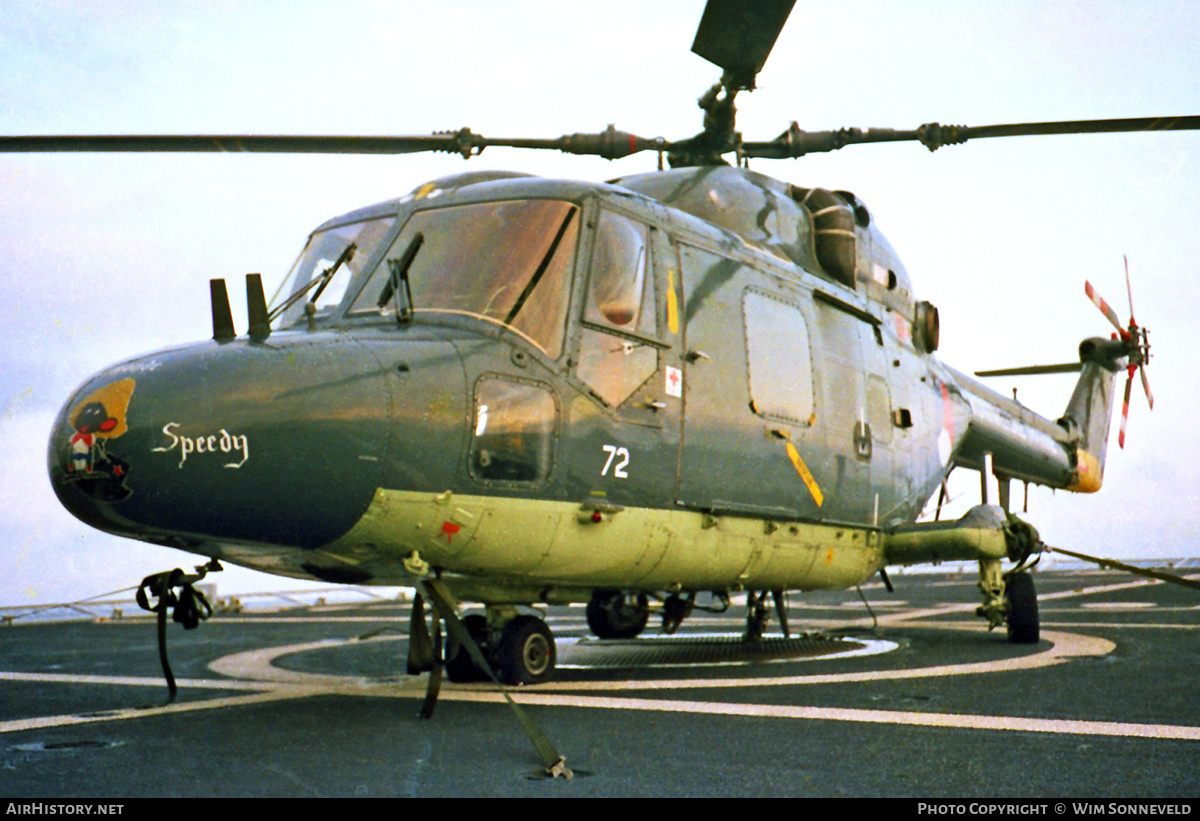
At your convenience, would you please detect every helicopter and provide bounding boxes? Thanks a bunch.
[11,0,1200,693]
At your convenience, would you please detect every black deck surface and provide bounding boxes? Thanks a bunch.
[2,568,1198,798]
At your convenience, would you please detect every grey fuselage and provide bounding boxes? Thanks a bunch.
[49,166,1099,601]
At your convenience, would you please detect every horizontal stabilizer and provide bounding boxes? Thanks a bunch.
[975,363,1082,377]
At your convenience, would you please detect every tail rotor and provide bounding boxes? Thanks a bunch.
[1084,256,1153,448]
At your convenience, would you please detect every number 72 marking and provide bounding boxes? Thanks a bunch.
[601,444,629,478]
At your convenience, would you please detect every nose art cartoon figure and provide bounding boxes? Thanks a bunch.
[62,378,135,502]
[69,402,117,473]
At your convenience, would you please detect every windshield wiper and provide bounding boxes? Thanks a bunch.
[268,242,357,323]
[503,207,577,326]
[377,232,424,323]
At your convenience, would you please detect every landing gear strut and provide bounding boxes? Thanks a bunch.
[977,558,1040,644]
[743,590,790,641]
[744,590,771,641]
[408,580,571,779]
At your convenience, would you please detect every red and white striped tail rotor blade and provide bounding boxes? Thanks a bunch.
[1085,280,1126,337]
[1124,255,1137,324]
[1140,366,1154,410]
[1118,371,1134,449]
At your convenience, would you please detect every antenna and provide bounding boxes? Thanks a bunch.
[246,274,271,341]
[209,279,236,342]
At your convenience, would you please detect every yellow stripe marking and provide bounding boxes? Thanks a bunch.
[666,268,680,335]
[786,442,823,507]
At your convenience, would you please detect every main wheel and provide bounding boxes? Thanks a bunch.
[445,614,488,683]
[586,590,650,639]
[1006,572,1040,644]
[495,615,556,685]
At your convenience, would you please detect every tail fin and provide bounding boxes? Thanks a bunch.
[1060,337,1126,492]
[969,272,1153,494]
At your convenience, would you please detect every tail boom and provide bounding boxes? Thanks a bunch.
[950,336,1128,494]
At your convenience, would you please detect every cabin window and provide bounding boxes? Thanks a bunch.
[866,375,892,444]
[470,378,557,485]
[743,290,815,425]
[347,199,579,359]
[275,215,398,327]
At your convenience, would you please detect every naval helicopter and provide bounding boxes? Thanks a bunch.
[16,0,1200,690]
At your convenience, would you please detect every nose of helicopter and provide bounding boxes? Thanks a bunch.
[47,334,402,551]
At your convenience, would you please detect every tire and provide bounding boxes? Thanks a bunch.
[445,614,488,683]
[495,615,556,685]
[1006,572,1040,644]
[586,590,650,639]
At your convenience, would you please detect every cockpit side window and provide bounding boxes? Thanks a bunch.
[576,210,659,408]
[583,210,656,338]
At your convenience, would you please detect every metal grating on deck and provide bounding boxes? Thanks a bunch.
[558,632,865,669]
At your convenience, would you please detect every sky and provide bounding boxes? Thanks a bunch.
[1,1,1198,606]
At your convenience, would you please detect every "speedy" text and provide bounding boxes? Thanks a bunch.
[152,422,250,469]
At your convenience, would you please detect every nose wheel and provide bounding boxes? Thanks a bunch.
[496,615,556,685]
[443,610,557,685]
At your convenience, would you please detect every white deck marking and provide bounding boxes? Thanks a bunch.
[0,689,314,735]
[4,576,1196,743]
[442,691,1200,742]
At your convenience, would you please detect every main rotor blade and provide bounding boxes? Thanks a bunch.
[975,363,1082,377]
[0,135,459,155]
[0,128,667,160]
[744,115,1200,158]
[692,0,797,90]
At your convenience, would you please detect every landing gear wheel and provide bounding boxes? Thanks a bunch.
[445,614,488,683]
[1006,572,1040,644]
[496,615,556,685]
[586,590,649,639]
